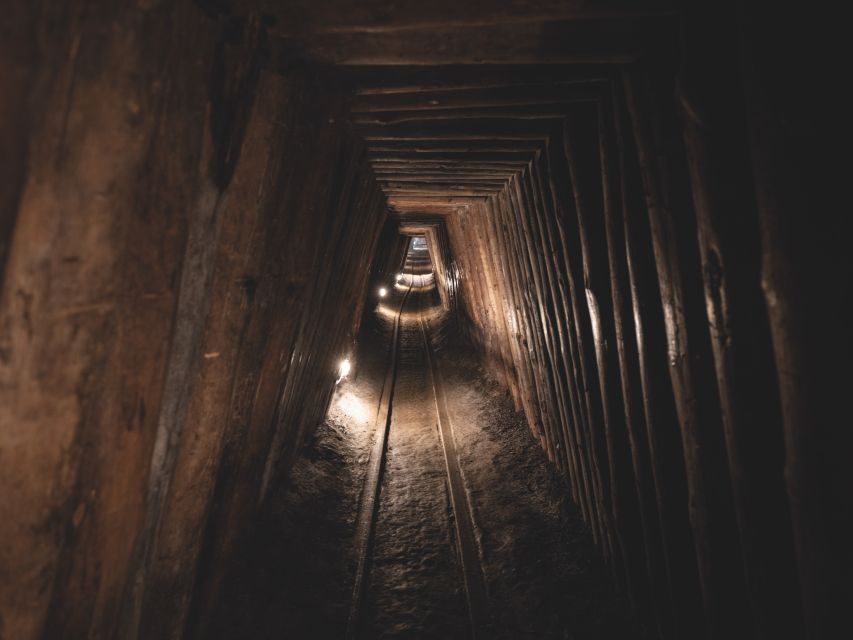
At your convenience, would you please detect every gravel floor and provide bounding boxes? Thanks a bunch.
[362,306,469,639]
[206,286,644,639]
[429,311,642,639]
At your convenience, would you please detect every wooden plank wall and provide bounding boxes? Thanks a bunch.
[344,5,849,638]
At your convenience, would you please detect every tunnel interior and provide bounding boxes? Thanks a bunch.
[0,1,849,639]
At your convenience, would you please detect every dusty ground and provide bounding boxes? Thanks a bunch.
[206,285,643,639]
[362,303,469,639]
[430,312,642,639]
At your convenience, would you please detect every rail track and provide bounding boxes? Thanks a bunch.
[346,266,489,639]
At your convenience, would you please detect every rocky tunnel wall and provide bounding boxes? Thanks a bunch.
[0,4,387,638]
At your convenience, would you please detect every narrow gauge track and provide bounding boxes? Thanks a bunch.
[346,276,413,640]
[419,311,490,637]
[346,267,490,640]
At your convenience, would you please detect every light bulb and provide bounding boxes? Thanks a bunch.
[337,358,351,383]
[378,287,388,298]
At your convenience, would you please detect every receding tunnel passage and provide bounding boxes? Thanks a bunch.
[0,3,848,640]
[204,229,637,639]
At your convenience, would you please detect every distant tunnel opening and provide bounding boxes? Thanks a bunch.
[0,3,847,640]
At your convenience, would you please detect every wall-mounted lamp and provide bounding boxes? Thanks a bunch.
[378,287,388,298]
[336,358,352,385]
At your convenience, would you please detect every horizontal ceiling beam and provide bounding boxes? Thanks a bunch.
[380,182,510,189]
[346,65,611,94]
[350,81,604,112]
[367,150,536,162]
[379,177,507,185]
[382,188,501,197]
[253,0,677,36]
[370,160,529,172]
[366,141,545,154]
[372,167,517,176]
[375,172,515,178]
[267,17,669,65]
[352,102,599,124]
[389,195,487,202]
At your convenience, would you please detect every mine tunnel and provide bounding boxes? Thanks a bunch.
[0,1,849,639]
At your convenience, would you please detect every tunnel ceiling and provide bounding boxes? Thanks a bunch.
[259,0,678,217]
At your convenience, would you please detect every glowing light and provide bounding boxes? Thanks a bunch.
[396,273,403,282]
[336,358,351,384]
[378,287,388,298]
[337,392,369,424]
[375,302,399,321]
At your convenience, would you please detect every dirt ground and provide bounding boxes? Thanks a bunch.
[205,288,644,639]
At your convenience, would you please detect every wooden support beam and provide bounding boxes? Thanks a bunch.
[366,140,545,153]
[522,164,585,497]
[355,118,565,139]
[372,170,516,179]
[251,0,677,37]
[624,63,751,639]
[267,17,665,66]
[352,104,598,124]
[602,81,675,638]
[678,6,805,638]
[350,82,605,112]
[551,118,616,564]
[369,159,529,169]
[367,150,536,162]
[382,188,501,197]
[571,97,652,627]
[347,65,611,95]
[517,169,572,476]
[382,181,504,189]
[378,175,507,183]
[500,184,562,467]
[542,128,603,549]
[388,195,486,203]
[613,74,706,637]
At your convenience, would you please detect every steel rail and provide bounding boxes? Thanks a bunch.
[348,252,490,639]
[420,310,491,638]
[346,278,413,640]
